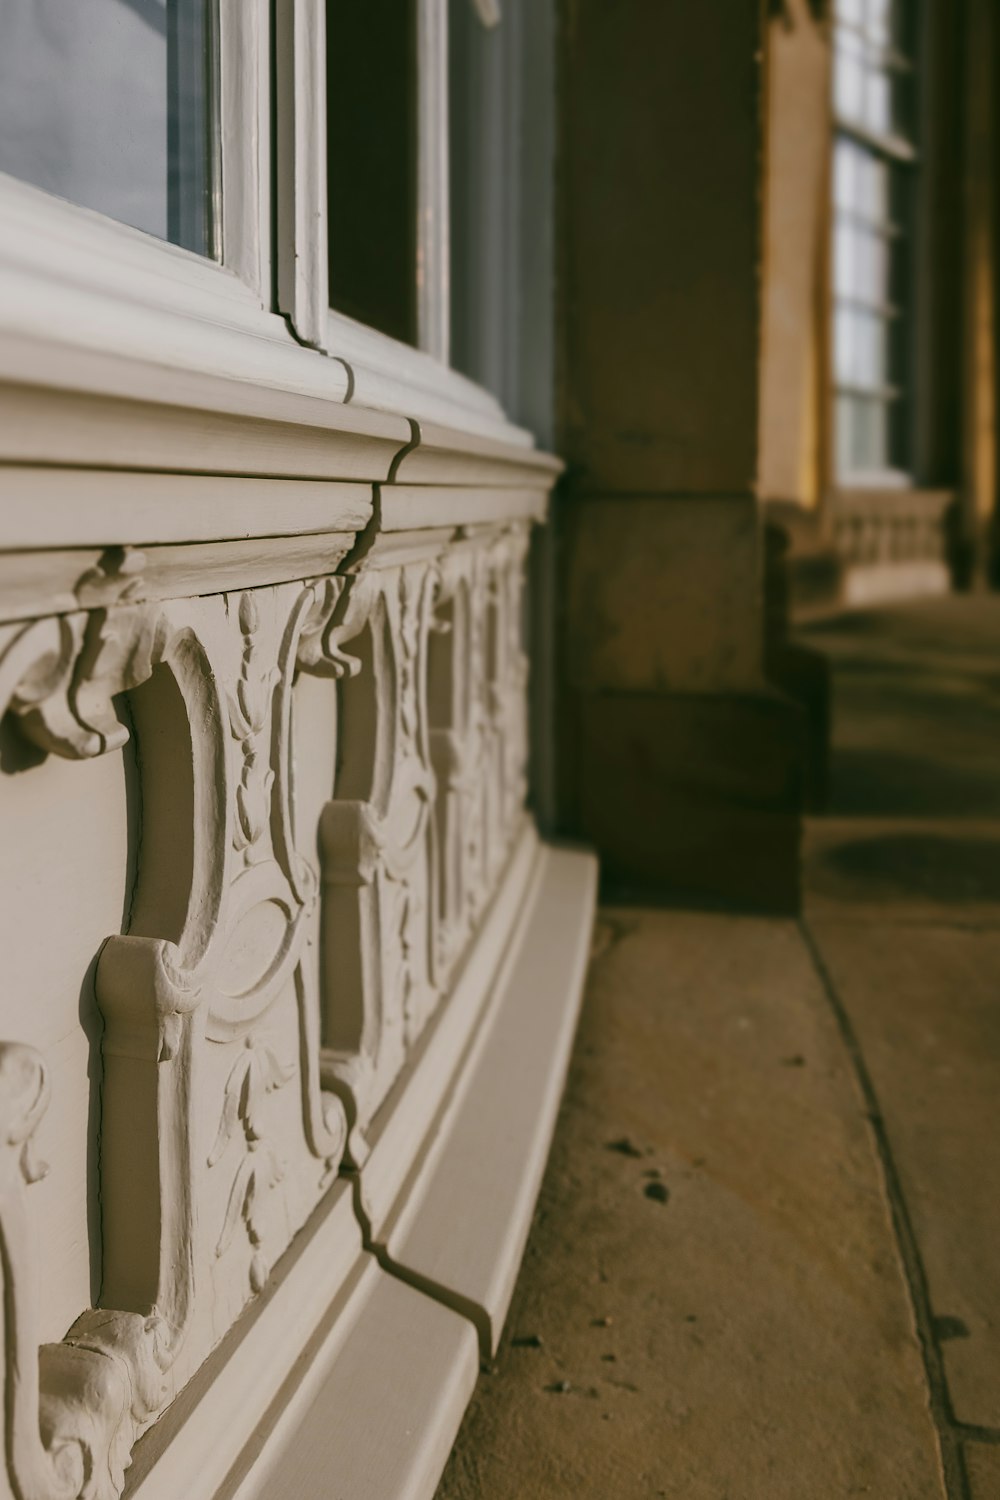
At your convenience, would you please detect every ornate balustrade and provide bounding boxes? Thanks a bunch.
[831,488,953,605]
[0,421,596,1500]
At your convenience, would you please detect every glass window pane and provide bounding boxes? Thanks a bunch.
[834,221,858,299]
[832,1,914,478]
[836,307,892,389]
[327,0,416,343]
[865,0,892,46]
[834,33,866,125]
[839,303,893,387]
[449,0,507,393]
[860,153,890,222]
[0,0,217,255]
[859,227,890,305]
[866,65,892,135]
[834,138,861,213]
[836,393,856,478]
[837,393,892,476]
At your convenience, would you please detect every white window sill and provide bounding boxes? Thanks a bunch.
[0,173,536,463]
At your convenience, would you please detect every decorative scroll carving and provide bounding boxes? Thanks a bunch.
[314,522,533,1152]
[0,1043,84,1500]
[1,606,164,759]
[315,562,439,1145]
[0,582,355,1496]
[0,516,536,1494]
[429,524,531,983]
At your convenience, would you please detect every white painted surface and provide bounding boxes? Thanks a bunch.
[0,17,578,1490]
[238,1266,479,1500]
[0,732,132,1343]
[382,845,598,1351]
[844,561,952,606]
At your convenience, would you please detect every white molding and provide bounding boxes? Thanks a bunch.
[0,187,542,463]
[128,841,596,1500]
[0,379,403,478]
[127,1185,365,1500]
[0,528,363,626]
[843,561,951,606]
[326,310,530,444]
[380,844,598,1354]
[275,0,330,351]
[0,472,372,551]
[353,824,543,1234]
[393,419,562,485]
[219,0,271,300]
[232,1266,479,1500]
[379,484,548,531]
[0,172,260,319]
[0,173,357,420]
[416,0,451,362]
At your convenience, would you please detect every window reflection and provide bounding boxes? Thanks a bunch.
[831,0,915,479]
[0,0,217,256]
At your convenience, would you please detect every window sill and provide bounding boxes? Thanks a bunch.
[327,309,532,449]
[834,468,913,492]
[0,174,542,477]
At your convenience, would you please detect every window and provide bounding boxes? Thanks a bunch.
[321,0,534,394]
[0,0,219,256]
[831,0,918,481]
[0,0,539,440]
[326,0,417,344]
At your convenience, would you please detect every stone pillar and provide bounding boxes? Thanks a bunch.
[555,0,803,912]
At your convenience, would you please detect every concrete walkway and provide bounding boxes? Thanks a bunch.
[436,596,1000,1500]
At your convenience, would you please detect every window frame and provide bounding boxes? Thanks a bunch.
[0,0,527,446]
[829,0,921,490]
[0,0,270,311]
[276,0,513,436]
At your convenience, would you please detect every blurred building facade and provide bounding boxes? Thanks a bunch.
[556,0,1000,911]
[0,3,996,1498]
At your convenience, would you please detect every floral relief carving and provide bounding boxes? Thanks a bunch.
[228,592,280,863]
[209,1035,294,1294]
[0,580,358,1497]
[0,513,537,1496]
[316,561,440,1147]
[427,523,531,984]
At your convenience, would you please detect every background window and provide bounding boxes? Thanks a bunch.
[326,0,417,345]
[832,0,918,480]
[0,0,218,255]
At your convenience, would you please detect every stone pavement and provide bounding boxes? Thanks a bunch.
[436,596,1000,1500]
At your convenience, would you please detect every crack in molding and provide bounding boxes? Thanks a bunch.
[334,356,356,403]
[337,486,382,574]
[387,418,421,484]
[799,917,972,1500]
[344,1169,494,1364]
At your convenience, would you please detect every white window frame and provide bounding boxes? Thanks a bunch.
[830,0,920,490]
[0,0,527,445]
[0,1,268,325]
[277,0,514,437]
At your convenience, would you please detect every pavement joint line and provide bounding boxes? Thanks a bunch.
[798,915,972,1500]
[955,1424,1000,1447]
[804,915,1000,934]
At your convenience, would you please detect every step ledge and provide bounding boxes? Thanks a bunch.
[128,839,596,1500]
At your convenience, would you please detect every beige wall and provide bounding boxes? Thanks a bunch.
[758,0,830,512]
[962,0,998,534]
[555,0,804,911]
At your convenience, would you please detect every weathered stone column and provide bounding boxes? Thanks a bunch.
[555,0,803,911]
